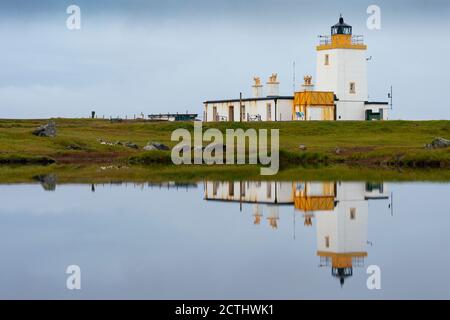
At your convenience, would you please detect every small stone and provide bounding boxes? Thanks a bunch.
[299,144,307,151]
[335,147,342,155]
[143,142,170,151]
[32,121,57,137]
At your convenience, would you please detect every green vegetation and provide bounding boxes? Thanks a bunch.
[1,164,450,184]
[0,118,449,169]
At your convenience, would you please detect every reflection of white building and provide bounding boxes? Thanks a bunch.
[204,181,293,204]
[204,181,294,229]
[293,181,389,286]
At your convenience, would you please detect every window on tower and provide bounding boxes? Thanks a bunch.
[350,208,356,220]
[325,54,329,65]
[350,82,356,94]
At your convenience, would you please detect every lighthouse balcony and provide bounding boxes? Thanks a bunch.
[317,35,366,50]
[318,35,364,46]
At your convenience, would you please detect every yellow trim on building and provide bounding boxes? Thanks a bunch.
[317,252,368,268]
[316,34,367,51]
[293,91,335,121]
[295,196,335,212]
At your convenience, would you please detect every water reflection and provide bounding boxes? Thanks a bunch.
[205,181,391,286]
[2,177,450,299]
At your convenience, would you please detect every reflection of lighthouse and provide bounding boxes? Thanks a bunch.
[316,183,369,287]
[294,181,389,286]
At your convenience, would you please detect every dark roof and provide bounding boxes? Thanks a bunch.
[333,16,352,28]
[331,15,352,35]
[365,101,389,105]
[204,96,294,104]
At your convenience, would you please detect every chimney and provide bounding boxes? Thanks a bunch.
[302,75,314,91]
[266,73,279,96]
[252,76,263,98]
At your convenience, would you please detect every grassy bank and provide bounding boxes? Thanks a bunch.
[0,118,449,168]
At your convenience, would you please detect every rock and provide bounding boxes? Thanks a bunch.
[143,142,170,151]
[33,174,57,191]
[124,142,139,149]
[299,144,307,151]
[425,137,450,149]
[33,121,56,137]
[335,147,342,155]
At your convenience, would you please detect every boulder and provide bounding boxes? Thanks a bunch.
[33,121,56,137]
[143,142,170,151]
[425,137,450,149]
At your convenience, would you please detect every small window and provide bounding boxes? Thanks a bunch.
[212,181,219,196]
[212,106,217,121]
[228,183,234,196]
[350,82,356,94]
[266,103,272,121]
[241,183,246,197]
[325,236,330,248]
[350,208,356,220]
[266,183,272,198]
[325,54,329,66]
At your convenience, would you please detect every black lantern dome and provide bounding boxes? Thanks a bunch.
[331,15,352,35]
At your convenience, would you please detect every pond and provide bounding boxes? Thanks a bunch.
[0,179,449,299]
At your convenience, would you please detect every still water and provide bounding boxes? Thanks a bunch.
[0,179,449,299]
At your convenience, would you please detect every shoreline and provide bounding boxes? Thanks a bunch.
[0,119,449,169]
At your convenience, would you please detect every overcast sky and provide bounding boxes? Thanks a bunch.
[0,0,449,119]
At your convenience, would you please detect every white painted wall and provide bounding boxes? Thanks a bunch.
[204,98,293,122]
[336,101,365,120]
[316,48,368,102]
[316,47,370,121]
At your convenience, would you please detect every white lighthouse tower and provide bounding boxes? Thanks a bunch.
[316,16,369,120]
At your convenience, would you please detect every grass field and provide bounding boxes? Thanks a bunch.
[0,118,449,168]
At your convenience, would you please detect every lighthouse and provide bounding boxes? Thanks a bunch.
[315,15,368,120]
[314,15,389,120]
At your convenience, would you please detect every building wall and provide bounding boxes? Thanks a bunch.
[316,48,368,103]
[204,99,293,122]
[336,101,365,120]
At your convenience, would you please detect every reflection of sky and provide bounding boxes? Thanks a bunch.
[0,181,449,299]
[1,0,450,119]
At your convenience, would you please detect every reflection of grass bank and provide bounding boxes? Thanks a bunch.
[127,149,330,167]
[0,154,55,165]
[1,119,450,167]
[1,164,450,184]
